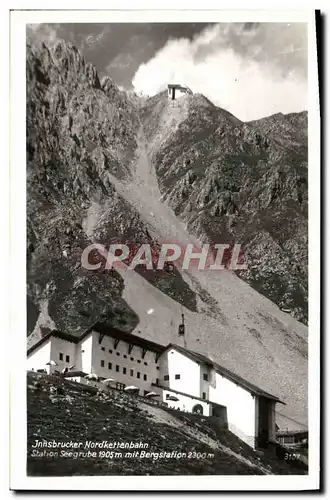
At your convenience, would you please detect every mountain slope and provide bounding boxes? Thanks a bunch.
[26,39,198,346]
[139,92,308,324]
[26,39,308,432]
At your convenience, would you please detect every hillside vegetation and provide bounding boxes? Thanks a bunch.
[27,373,307,476]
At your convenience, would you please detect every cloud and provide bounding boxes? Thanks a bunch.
[26,24,60,47]
[132,23,308,121]
[25,23,211,87]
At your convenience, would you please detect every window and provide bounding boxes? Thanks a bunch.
[203,373,208,381]
[193,404,204,415]
[156,366,159,370]
[164,375,169,381]
[123,367,127,374]
[156,378,159,385]
[66,355,70,363]
[116,365,119,372]
[137,360,141,364]
[116,352,120,356]
[59,353,63,361]
[101,347,105,351]
[202,392,206,400]
[108,362,112,370]
[123,354,127,359]
[130,357,134,361]
[144,362,148,366]
[130,369,134,376]
[143,374,147,381]
[109,349,113,353]
[101,360,105,367]
[175,374,180,380]
[137,372,140,379]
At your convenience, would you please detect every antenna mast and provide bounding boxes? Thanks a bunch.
[178,312,187,348]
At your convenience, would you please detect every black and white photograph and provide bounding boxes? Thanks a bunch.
[9,6,320,491]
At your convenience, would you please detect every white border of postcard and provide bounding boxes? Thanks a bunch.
[9,5,320,491]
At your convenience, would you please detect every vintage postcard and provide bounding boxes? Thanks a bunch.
[9,6,320,491]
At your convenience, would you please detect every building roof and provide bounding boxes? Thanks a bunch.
[276,429,308,437]
[27,323,165,357]
[168,84,193,94]
[164,344,285,404]
[90,322,165,353]
[168,84,185,89]
[27,329,80,356]
[63,370,87,378]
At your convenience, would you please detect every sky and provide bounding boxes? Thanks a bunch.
[27,22,307,121]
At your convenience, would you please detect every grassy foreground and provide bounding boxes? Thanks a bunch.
[27,372,307,476]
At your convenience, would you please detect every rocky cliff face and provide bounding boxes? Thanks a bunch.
[27,39,138,342]
[27,39,197,346]
[27,38,308,431]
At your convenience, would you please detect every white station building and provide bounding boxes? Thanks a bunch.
[167,84,193,100]
[27,323,284,448]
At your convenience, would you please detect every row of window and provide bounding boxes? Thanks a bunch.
[100,360,148,381]
[164,374,180,381]
[100,347,152,366]
[164,391,207,401]
[163,374,209,382]
[59,353,70,363]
